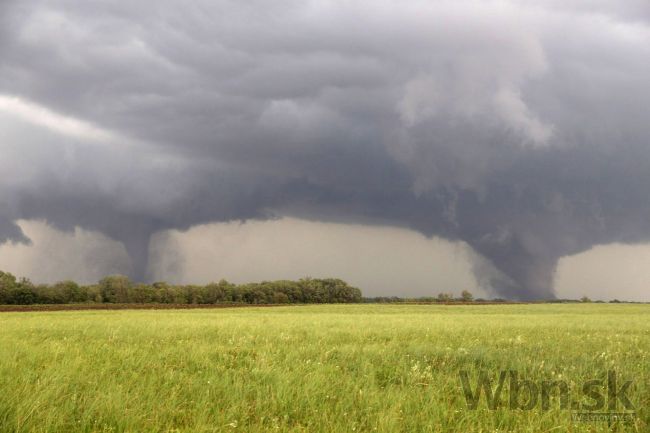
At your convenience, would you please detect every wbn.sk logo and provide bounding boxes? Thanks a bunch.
[459,370,636,422]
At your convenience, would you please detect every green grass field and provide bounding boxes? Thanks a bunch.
[0,304,647,432]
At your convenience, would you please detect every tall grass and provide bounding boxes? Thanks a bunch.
[0,304,647,432]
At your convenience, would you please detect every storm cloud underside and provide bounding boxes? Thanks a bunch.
[1,0,650,298]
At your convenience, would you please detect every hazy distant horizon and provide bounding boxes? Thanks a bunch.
[1,218,649,302]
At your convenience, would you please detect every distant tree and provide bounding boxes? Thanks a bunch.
[437,292,453,302]
[183,285,203,304]
[85,285,102,303]
[272,291,290,304]
[0,271,18,304]
[99,275,132,303]
[203,282,225,304]
[55,280,87,303]
[460,290,474,302]
[152,282,174,303]
[4,277,37,305]
[299,278,362,303]
[580,296,592,303]
[129,283,158,303]
[32,284,56,304]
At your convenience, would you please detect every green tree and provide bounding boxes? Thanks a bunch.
[129,284,158,303]
[461,290,474,302]
[0,271,18,304]
[6,277,37,305]
[99,275,132,303]
[54,280,87,303]
[85,285,102,303]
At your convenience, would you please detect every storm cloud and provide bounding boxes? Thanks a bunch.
[1,0,649,299]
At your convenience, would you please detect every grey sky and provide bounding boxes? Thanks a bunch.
[1,0,649,299]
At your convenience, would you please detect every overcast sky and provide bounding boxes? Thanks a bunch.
[1,0,649,300]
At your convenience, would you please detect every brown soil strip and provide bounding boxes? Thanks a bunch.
[0,303,291,312]
[0,301,531,312]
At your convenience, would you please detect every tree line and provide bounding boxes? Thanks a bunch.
[363,293,641,304]
[1,270,640,305]
[364,290,478,303]
[0,271,362,305]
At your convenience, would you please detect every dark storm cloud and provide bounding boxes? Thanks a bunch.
[1,0,649,298]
